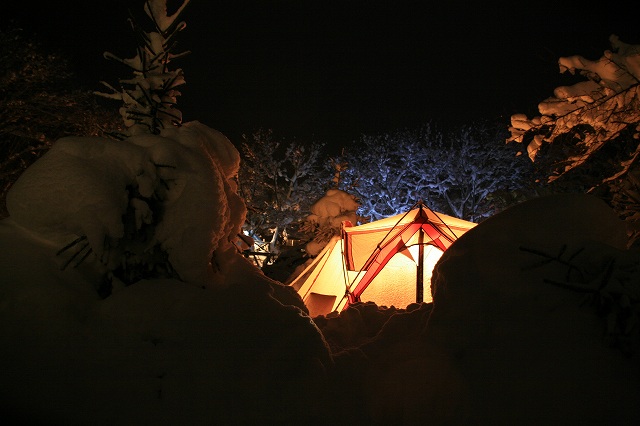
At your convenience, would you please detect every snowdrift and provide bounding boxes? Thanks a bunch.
[1,118,638,424]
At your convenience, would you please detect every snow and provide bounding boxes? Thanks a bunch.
[6,121,244,287]
[1,122,328,424]
[509,34,640,169]
[304,188,360,256]
[1,121,640,424]
[307,189,360,227]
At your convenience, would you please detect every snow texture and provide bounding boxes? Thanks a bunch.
[7,121,244,287]
[304,188,360,256]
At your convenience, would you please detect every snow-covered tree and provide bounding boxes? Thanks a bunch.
[339,123,529,222]
[337,126,442,221]
[507,34,640,246]
[0,25,121,218]
[433,124,533,222]
[508,35,640,179]
[95,0,190,136]
[238,128,331,250]
[6,0,248,292]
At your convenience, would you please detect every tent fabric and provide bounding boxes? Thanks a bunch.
[290,203,477,316]
[343,207,474,270]
[293,236,360,317]
[343,206,472,305]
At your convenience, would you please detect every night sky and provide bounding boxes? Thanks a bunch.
[3,1,639,152]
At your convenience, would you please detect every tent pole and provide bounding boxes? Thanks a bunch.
[416,227,424,303]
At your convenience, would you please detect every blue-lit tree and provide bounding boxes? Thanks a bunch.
[337,122,530,222]
[336,126,439,221]
[238,128,332,250]
[433,124,534,222]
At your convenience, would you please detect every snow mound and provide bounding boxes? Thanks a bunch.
[312,194,640,424]
[423,193,640,424]
[0,201,329,425]
[6,121,245,288]
[2,144,639,426]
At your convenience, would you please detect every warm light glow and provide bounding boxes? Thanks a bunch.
[407,243,420,265]
[406,243,443,268]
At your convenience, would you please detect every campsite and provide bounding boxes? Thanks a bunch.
[1,0,640,424]
[290,202,476,316]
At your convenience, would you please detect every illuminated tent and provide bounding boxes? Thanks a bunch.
[290,203,477,317]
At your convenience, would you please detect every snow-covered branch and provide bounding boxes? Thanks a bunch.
[508,35,640,183]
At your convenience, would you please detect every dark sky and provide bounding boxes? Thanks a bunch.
[4,1,640,151]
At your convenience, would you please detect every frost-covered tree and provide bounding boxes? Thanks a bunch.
[0,25,120,218]
[433,124,533,222]
[507,35,640,246]
[337,126,442,221]
[338,123,529,222]
[238,129,331,249]
[95,0,190,136]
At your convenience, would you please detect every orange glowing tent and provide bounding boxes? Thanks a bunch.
[290,202,477,316]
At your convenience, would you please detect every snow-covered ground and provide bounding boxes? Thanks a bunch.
[1,119,639,424]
